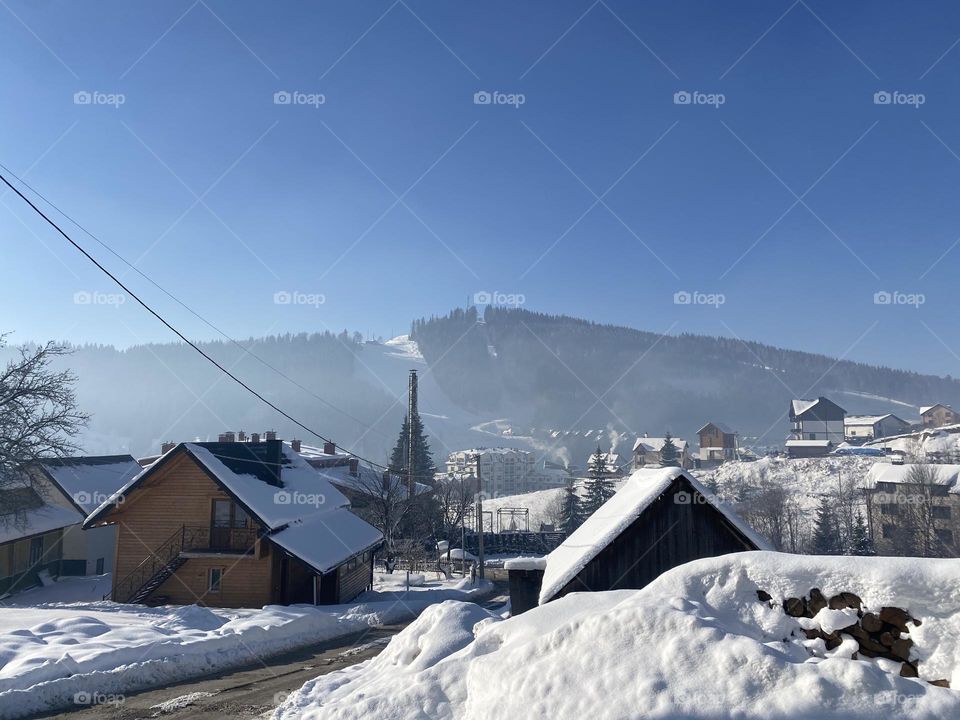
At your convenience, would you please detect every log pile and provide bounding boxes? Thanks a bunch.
[756,587,949,688]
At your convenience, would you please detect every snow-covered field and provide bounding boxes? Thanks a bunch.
[0,574,492,719]
[275,552,960,719]
[701,456,877,509]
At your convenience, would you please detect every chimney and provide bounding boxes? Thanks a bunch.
[382,470,391,491]
[265,438,283,487]
[266,430,277,442]
[238,430,247,442]
[323,440,336,455]
[251,432,260,444]
[218,433,228,442]
[222,431,236,443]
[291,439,302,453]
[349,458,359,477]
[161,441,175,454]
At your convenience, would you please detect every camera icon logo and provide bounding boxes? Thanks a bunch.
[874,291,892,305]
[274,91,292,105]
[473,91,492,105]
[873,91,892,105]
[273,290,292,305]
[73,91,92,105]
[673,290,692,305]
[673,91,691,105]
[274,490,292,505]
[674,491,691,505]
[473,290,492,304]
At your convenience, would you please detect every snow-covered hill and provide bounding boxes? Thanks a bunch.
[275,552,960,720]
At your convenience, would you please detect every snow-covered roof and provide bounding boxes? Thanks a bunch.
[632,437,688,453]
[85,441,383,571]
[0,500,81,544]
[843,414,896,426]
[37,455,142,514]
[864,462,960,490]
[697,422,734,434]
[791,399,819,416]
[269,508,383,574]
[784,439,832,447]
[920,404,953,416]
[538,468,768,604]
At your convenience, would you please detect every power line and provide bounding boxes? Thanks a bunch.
[0,160,390,441]
[0,166,403,474]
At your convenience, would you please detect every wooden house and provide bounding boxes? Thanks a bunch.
[507,468,766,612]
[921,404,960,429]
[631,436,693,469]
[696,422,737,466]
[84,439,383,608]
[787,397,846,457]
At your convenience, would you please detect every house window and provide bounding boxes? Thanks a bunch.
[876,482,896,492]
[882,524,896,539]
[208,567,223,593]
[95,558,105,574]
[880,503,899,516]
[936,529,954,546]
[29,537,43,565]
[932,506,951,520]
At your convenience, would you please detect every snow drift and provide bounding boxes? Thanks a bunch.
[275,552,960,719]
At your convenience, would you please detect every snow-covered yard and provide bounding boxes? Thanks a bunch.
[276,552,960,719]
[0,573,492,719]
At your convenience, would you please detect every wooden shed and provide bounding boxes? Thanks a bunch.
[508,468,767,612]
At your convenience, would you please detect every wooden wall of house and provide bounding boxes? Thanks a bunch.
[105,451,275,608]
[336,552,374,603]
[0,529,64,596]
[552,477,756,601]
[508,568,544,614]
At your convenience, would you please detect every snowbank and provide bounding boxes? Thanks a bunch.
[0,578,492,719]
[276,552,960,719]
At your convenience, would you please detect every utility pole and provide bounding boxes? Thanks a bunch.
[475,453,485,579]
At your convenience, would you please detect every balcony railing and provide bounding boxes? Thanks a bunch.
[182,525,260,554]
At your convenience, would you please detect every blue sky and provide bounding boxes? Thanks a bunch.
[3,0,960,376]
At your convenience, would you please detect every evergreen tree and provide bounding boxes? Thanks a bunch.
[582,446,616,517]
[847,510,874,555]
[388,412,439,541]
[660,432,680,467]
[811,497,841,555]
[559,479,584,535]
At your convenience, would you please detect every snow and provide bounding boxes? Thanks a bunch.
[502,557,546,571]
[0,574,111,605]
[383,335,424,362]
[633,436,688,453]
[791,398,820,416]
[0,503,81,545]
[276,552,960,720]
[39,456,142,514]
[270,508,383,574]
[538,468,769,604]
[0,575,492,719]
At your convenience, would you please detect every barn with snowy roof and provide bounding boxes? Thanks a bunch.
[505,468,767,613]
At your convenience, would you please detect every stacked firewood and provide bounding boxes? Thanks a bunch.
[756,587,949,687]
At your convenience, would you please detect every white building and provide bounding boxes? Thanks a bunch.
[844,414,911,442]
[446,448,567,496]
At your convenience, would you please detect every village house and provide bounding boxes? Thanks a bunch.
[85,438,383,608]
[786,397,846,457]
[863,463,960,558]
[920,404,960,429]
[505,467,766,613]
[697,422,738,466]
[843,414,912,443]
[586,450,625,478]
[0,455,141,597]
[632,436,693,469]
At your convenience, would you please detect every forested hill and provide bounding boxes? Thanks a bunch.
[411,307,960,443]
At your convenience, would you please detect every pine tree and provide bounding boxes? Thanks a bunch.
[660,432,680,467]
[847,510,874,555]
[582,446,616,518]
[559,479,584,535]
[811,497,840,555]
[388,413,437,486]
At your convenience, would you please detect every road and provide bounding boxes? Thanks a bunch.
[31,583,509,720]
